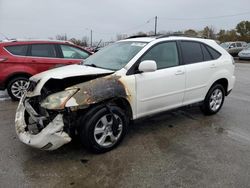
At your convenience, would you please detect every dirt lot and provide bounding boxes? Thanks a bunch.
[0,62,250,188]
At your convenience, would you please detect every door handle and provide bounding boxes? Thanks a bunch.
[175,70,184,75]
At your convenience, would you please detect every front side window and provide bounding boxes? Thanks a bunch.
[60,45,90,59]
[5,45,28,56]
[181,41,203,64]
[220,43,230,49]
[230,43,236,48]
[141,42,179,69]
[30,44,57,58]
[84,41,147,70]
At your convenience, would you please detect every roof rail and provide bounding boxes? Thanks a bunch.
[126,34,150,39]
[2,38,74,44]
[125,33,206,40]
[156,34,205,39]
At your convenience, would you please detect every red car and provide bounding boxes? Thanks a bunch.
[0,40,91,100]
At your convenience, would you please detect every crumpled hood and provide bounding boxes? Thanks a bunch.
[28,64,114,97]
[31,64,114,81]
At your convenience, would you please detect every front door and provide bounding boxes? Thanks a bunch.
[135,41,185,118]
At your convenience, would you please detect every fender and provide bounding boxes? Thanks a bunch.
[65,75,129,109]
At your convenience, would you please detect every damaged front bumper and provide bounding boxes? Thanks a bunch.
[15,96,72,150]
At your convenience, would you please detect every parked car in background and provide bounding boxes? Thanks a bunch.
[15,36,235,153]
[0,40,91,100]
[220,41,248,56]
[238,45,250,60]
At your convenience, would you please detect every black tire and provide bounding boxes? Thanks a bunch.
[79,105,129,153]
[200,84,225,115]
[7,76,29,101]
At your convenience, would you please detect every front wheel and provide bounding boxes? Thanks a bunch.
[200,84,225,115]
[79,105,129,153]
[7,76,29,101]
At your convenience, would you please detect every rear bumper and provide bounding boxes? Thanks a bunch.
[15,96,71,150]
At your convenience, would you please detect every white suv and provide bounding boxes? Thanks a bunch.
[15,36,235,153]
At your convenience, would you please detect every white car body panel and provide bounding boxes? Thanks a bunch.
[15,36,236,150]
[135,65,185,118]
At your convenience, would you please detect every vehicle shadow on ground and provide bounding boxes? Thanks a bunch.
[21,106,221,187]
[25,105,205,157]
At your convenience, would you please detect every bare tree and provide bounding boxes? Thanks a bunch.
[116,34,128,40]
[184,29,198,37]
[81,36,89,46]
[56,34,67,41]
[202,26,216,39]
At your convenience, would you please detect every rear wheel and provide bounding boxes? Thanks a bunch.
[79,105,128,153]
[7,76,29,101]
[200,84,225,115]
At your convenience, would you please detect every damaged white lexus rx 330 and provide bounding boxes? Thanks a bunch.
[15,36,235,152]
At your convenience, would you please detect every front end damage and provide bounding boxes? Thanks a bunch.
[15,74,129,150]
[15,98,71,150]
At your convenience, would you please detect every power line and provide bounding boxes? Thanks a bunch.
[89,17,155,36]
[160,11,250,21]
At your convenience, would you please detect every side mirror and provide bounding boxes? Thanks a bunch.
[138,60,157,73]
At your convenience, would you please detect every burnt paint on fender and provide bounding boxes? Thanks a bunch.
[67,75,128,107]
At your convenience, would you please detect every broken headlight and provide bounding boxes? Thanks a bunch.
[40,88,78,110]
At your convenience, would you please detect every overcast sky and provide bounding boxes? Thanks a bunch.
[0,0,250,42]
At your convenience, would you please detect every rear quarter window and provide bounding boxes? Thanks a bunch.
[205,45,221,59]
[5,45,28,56]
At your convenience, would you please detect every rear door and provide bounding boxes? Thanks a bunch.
[0,44,29,87]
[236,42,243,53]
[27,43,63,72]
[181,41,221,105]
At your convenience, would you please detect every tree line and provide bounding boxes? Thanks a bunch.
[55,20,250,47]
[119,20,250,43]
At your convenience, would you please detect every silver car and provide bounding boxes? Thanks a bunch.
[221,41,248,56]
[238,46,250,60]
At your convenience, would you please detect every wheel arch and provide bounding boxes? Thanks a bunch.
[5,72,32,89]
[210,78,228,96]
[86,97,133,120]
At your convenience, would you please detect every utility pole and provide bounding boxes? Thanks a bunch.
[90,29,93,47]
[154,16,158,35]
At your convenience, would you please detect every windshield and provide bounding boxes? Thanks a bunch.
[220,42,230,49]
[83,41,147,70]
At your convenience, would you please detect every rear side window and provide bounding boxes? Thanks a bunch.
[236,43,242,47]
[181,41,203,64]
[30,44,57,58]
[5,45,28,56]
